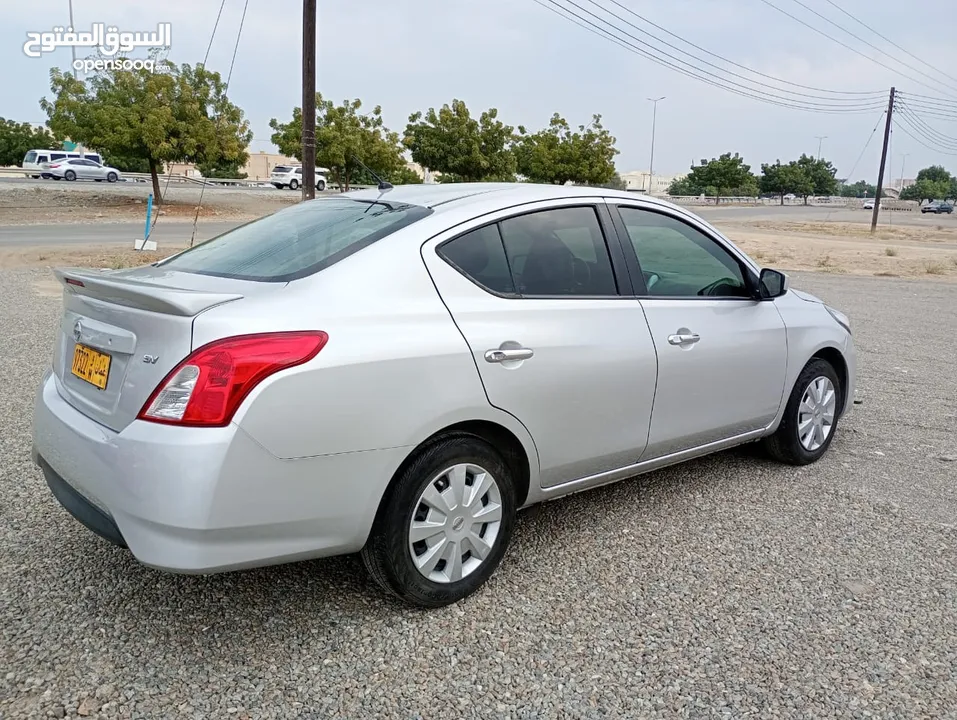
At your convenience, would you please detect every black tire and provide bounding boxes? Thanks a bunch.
[107,172,117,183]
[31,175,40,179]
[64,170,76,181]
[317,179,326,192]
[361,435,517,608]
[763,358,842,465]
[289,179,299,190]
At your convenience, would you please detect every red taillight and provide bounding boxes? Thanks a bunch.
[137,331,328,427]
[49,164,61,168]
[64,278,85,287]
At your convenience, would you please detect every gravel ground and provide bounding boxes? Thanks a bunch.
[1,269,955,719]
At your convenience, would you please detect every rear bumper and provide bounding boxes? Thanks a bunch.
[32,369,409,573]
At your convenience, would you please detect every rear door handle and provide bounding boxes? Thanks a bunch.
[485,348,534,363]
[668,333,700,346]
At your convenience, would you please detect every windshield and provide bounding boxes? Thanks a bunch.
[159,198,433,282]
[24,151,37,164]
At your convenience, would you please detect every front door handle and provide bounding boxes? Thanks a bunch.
[485,348,534,363]
[668,333,700,346]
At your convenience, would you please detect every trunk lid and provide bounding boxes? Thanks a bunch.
[51,265,277,432]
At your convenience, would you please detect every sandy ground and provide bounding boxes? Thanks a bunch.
[2,181,956,280]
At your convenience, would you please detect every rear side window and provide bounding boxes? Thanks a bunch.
[50,153,66,161]
[499,207,618,296]
[438,225,515,295]
[159,198,433,282]
[86,154,101,163]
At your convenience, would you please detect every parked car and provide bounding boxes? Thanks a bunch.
[32,183,856,607]
[40,158,120,183]
[861,199,879,210]
[921,201,954,214]
[269,165,327,191]
[23,149,102,178]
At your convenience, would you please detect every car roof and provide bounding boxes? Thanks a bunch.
[344,182,680,213]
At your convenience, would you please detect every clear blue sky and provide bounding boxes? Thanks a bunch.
[3,0,956,182]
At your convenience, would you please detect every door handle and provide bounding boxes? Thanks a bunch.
[667,333,700,346]
[485,348,534,363]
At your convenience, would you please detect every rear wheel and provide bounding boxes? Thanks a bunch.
[361,436,517,607]
[763,358,841,465]
[289,179,299,190]
[317,179,326,192]
[64,170,76,181]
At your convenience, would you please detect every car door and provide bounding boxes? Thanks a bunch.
[421,200,658,488]
[608,201,788,459]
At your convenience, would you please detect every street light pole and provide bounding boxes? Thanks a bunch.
[647,96,665,193]
[68,0,78,80]
[814,135,827,160]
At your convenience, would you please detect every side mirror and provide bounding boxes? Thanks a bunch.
[758,268,789,300]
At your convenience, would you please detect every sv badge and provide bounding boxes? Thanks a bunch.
[142,354,160,365]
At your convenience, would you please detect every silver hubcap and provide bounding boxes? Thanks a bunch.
[798,376,837,451]
[408,463,503,584]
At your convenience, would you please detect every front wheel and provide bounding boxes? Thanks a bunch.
[317,179,326,192]
[106,172,117,183]
[361,436,517,607]
[763,358,841,465]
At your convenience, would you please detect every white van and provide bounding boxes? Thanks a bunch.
[22,149,103,179]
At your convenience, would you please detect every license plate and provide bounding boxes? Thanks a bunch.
[71,344,111,390]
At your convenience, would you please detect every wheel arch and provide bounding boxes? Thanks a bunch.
[368,420,533,541]
[810,345,849,414]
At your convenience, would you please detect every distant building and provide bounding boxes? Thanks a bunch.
[620,170,685,195]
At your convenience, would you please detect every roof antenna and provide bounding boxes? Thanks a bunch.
[351,155,393,192]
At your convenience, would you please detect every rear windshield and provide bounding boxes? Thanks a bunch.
[273,166,293,173]
[159,198,433,282]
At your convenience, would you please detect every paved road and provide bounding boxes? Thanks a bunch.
[0,221,243,247]
[1,268,956,718]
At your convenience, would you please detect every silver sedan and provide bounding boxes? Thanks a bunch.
[32,183,856,607]
[41,158,121,182]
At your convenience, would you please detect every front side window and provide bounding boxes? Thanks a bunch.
[618,207,750,298]
[438,225,515,295]
[160,198,432,282]
[498,207,618,297]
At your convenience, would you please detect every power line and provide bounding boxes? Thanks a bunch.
[893,117,957,157]
[565,0,877,106]
[843,110,886,181]
[820,0,957,89]
[756,0,957,99]
[530,0,887,112]
[202,0,228,66]
[782,0,957,96]
[895,104,957,150]
[592,0,884,97]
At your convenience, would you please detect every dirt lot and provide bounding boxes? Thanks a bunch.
[2,180,956,280]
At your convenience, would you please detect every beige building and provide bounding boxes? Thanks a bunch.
[620,170,685,195]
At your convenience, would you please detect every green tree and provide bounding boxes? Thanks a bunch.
[795,154,838,204]
[667,175,700,196]
[41,58,251,203]
[760,160,813,205]
[513,113,618,186]
[196,158,247,179]
[839,179,878,198]
[389,164,424,185]
[403,99,516,182]
[900,178,950,203]
[269,95,404,191]
[685,153,757,203]
[0,118,58,166]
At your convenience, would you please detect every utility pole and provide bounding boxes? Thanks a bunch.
[647,96,665,193]
[301,0,317,201]
[814,135,827,160]
[871,87,895,232]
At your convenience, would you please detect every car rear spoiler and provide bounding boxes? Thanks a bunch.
[53,267,243,317]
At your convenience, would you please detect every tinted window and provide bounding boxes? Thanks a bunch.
[618,207,749,298]
[274,166,292,173]
[50,153,66,161]
[438,225,515,295]
[498,207,618,296]
[295,168,303,175]
[160,198,432,282]
[86,154,101,163]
